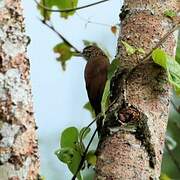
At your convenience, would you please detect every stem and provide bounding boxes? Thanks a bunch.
[72,128,98,180]
[34,0,110,13]
[127,24,180,76]
[39,19,81,53]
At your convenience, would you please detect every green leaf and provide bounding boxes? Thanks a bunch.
[164,10,177,18]
[108,58,120,80]
[79,127,91,140]
[166,135,177,150]
[165,56,180,95]
[160,173,171,180]
[55,147,74,164]
[121,41,145,56]
[56,0,78,19]
[37,0,53,20]
[60,127,79,148]
[83,102,95,118]
[38,0,78,19]
[101,80,110,114]
[152,48,167,68]
[175,35,180,63]
[121,40,136,56]
[86,151,96,166]
[68,150,82,180]
[55,147,82,180]
[137,48,145,54]
[53,42,76,70]
[37,175,46,180]
[152,48,180,95]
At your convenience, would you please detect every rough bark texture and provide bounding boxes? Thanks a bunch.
[0,0,40,179]
[95,0,179,179]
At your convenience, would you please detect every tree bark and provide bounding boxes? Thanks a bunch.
[95,1,179,179]
[0,0,40,179]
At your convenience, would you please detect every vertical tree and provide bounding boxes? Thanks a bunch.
[0,0,39,179]
[95,1,179,179]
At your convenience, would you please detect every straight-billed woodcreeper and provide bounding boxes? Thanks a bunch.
[83,46,110,131]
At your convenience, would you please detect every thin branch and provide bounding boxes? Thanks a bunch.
[142,24,180,64]
[126,23,180,78]
[165,141,180,173]
[79,96,119,150]
[75,97,120,179]
[72,128,98,180]
[76,12,117,28]
[34,0,110,13]
[39,19,81,53]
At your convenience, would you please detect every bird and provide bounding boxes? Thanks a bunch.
[83,45,110,131]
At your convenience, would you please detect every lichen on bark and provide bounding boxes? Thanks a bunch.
[0,0,39,179]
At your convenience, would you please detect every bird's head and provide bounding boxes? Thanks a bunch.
[82,45,106,61]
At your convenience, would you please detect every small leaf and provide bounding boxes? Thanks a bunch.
[86,151,97,166]
[152,48,167,68]
[160,173,171,180]
[37,0,79,19]
[53,42,76,70]
[111,26,117,35]
[60,127,79,148]
[164,10,177,18]
[108,58,120,80]
[152,48,180,94]
[38,175,46,180]
[55,147,74,164]
[68,150,82,180]
[176,35,180,64]
[121,40,136,55]
[37,0,53,20]
[79,127,91,140]
[55,147,82,180]
[137,48,145,54]
[83,102,95,118]
[101,80,110,114]
[52,0,78,19]
[166,135,177,150]
[58,0,78,19]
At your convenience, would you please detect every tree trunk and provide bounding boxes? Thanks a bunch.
[95,1,179,179]
[0,0,40,179]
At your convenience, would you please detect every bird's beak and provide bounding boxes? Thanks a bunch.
[74,52,83,57]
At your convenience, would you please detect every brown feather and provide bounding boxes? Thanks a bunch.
[84,55,109,115]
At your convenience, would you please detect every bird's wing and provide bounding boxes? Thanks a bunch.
[84,56,109,115]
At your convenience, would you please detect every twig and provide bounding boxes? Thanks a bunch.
[76,97,119,179]
[76,12,117,28]
[39,19,81,53]
[80,117,98,144]
[165,141,180,173]
[141,24,180,64]
[72,128,98,180]
[79,96,119,150]
[126,23,180,78]
[34,0,110,13]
